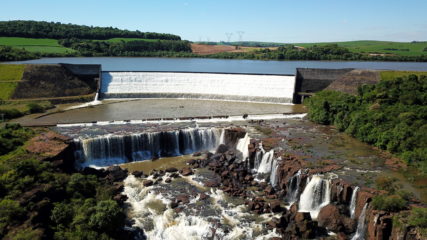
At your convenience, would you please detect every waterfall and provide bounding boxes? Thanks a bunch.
[66,92,101,110]
[236,133,250,161]
[350,186,359,219]
[299,175,331,219]
[352,203,368,240]
[74,127,222,169]
[269,157,281,188]
[285,170,302,204]
[257,149,275,174]
[101,72,296,103]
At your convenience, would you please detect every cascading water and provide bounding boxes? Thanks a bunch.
[236,133,250,161]
[101,72,296,103]
[351,203,368,240]
[285,170,302,204]
[257,149,275,174]
[299,175,331,219]
[349,186,359,219]
[269,157,280,188]
[74,128,223,169]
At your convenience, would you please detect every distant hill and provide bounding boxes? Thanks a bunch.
[294,40,427,57]
[0,20,181,40]
[195,40,427,57]
[0,21,192,60]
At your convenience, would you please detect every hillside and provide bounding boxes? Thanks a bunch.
[0,20,190,60]
[294,40,427,57]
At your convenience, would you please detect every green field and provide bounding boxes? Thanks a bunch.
[0,64,24,100]
[294,40,427,57]
[0,37,75,54]
[380,70,427,81]
[94,38,158,43]
[0,64,24,81]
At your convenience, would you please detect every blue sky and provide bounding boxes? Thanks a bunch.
[1,0,426,43]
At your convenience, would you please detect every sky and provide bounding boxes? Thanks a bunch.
[1,0,426,43]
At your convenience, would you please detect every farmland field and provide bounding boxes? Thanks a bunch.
[380,70,427,81]
[0,37,75,54]
[294,40,427,57]
[0,64,24,81]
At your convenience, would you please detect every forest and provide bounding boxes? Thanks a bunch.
[208,44,427,62]
[0,20,181,40]
[59,38,192,56]
[0,124,129,239]
[306,74,427,173]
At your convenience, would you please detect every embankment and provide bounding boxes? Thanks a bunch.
[11,63,100,99]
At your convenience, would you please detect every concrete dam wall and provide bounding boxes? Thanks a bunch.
[100,72,296,103]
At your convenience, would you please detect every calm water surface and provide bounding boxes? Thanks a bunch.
[7,57,427,74]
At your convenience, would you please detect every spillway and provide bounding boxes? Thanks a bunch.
[100,71,296,103]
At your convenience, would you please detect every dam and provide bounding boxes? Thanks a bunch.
[100,71,296,103]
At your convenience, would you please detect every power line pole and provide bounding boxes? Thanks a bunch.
[225,32,233,43]
[236,31,245,42]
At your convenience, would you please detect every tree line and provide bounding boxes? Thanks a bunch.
[208,44,427,62]
[306,74,427,173]
[0,20,181,40]
[59,38,192,56]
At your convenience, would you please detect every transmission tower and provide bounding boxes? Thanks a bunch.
[236,31,245,41]
[225,32,233,43]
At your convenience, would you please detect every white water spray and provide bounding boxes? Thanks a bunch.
[350,186,359,219]
[236,133,250,161]
[299,175,331,219]
[352,203,368,240]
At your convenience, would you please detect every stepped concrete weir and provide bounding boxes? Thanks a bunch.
[100,71,296,103]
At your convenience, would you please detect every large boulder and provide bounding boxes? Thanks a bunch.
[106,166,128,182]
[317,204,356,234]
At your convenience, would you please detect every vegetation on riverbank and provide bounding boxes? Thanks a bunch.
[0,124,128,239]
[306,74,427,173]
[207,44,427,61]
[197,40,427,57]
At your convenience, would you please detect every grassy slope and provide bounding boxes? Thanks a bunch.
[381,70,427,81]
[294,40,427,56]
[0,64,24,100]
[0,37,75,54]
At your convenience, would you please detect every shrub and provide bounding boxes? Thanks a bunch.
[27,103,45,114]
[408,207,427,228]
[89,200,124,233]
[372,194,407,212]
[0,199,24,234]
[66,173,98,198]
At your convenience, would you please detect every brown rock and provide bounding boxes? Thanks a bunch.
[199,193,209,200]
[106,166,128,182]
[143,180,153,187]
[295,212,311,223]
[205,179,220,187]
[176,194,190,204]
[317,204,356,234]
[181,167,193,176]
[132,171,144,178]
[165,167,178,173]
[165,178,172,183]
[270,200,282,213]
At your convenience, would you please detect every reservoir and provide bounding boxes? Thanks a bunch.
[8,57,427,73]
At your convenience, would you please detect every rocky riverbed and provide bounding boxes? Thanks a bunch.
[52,116,426,239]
